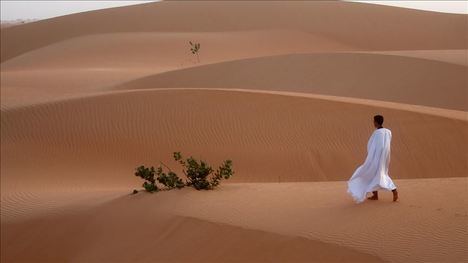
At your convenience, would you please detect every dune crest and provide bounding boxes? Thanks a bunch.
[116,53,468,111]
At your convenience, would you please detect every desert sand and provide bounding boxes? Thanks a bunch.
[1,1,467,262]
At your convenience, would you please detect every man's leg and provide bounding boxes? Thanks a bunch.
[367,191,378,200]
[392,189,398,202]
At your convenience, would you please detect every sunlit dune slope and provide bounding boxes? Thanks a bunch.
[2,178,466,263]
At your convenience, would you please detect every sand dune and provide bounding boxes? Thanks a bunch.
[117,53,468,111]
[1,30,354,70]
[211,88,467,120]
[3,39,466,110]
[4,30,464,71]
[0,189,120,224]
[3,53,466,110]
[0,68,156,109]
[1,1,467,262]
[366,49,468,66]
[1,190,385,263]
[2,2,465,111]
[2,178,466,263]
[0,29,355,109]
[1,1,466,62]
[2,89,466,193]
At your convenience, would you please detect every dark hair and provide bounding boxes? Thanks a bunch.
[374,115,384,125]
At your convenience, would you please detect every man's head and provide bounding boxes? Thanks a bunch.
[374,115,384,128]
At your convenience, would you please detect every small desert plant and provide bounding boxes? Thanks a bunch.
[189,41,201,63]
[134,166,158,192]
[174,152,234,190]
[156,165,185,189]
[211,160,234,187]
[134,152,234,193]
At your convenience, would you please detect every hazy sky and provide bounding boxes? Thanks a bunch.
[0,1,158,21]
[1,0,467,21]
[351,1,467,14]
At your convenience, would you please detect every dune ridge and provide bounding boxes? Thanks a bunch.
[116,53,468,111]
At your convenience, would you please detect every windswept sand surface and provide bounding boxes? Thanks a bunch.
[2,89,467,190]
[2,188,386,263]
[116,53,468,111]
[1,1,467,262]
[2,179,466,263]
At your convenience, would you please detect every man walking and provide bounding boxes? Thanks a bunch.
[347,115,398,203]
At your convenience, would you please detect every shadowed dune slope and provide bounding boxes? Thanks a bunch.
[117,53,468,111]
[2,1,467,62]
[2,89,466,191]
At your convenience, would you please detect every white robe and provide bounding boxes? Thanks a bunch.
[347,128,396,203]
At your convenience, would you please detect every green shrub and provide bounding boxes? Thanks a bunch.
[156,166,185,189]
[174,152,234,190]
[134,152,234,192]
[211,160,234,187]
[189,41,201,63]
[143,181,158,192]
[134,165,158,193]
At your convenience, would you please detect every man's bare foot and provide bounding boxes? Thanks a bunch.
[392,189,398,202]
[367,191,378,200]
